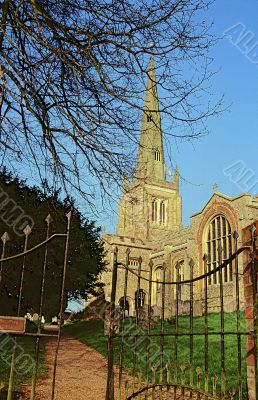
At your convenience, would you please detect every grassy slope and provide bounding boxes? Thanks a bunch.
[0,322,47,392]
[0,336,46,385]
[63,312,248,397]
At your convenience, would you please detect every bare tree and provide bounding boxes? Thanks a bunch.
[0,0,221,204]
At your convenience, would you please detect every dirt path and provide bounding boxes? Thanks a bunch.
[35,337,109,400]
[33,339,190,399]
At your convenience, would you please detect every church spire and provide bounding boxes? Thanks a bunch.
[135,55,165,181]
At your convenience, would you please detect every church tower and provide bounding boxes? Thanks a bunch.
[116,56,182,242]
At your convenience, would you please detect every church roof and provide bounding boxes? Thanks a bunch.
[190,191,252,218]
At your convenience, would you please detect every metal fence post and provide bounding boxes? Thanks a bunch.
[105,247,118,400]
[250,224,258,400]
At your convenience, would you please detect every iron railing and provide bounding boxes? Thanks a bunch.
[106,225,258,400]
[0,212,71,400]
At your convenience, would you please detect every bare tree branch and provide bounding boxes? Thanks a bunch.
[0,0,221,206]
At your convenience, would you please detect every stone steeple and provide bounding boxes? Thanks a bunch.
[116,55,182,240]
[135,55,165,181]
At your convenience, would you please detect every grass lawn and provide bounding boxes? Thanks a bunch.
[64,312,248,397]
[0,322,47,396]
[0,336,46,386]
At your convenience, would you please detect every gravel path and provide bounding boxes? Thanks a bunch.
[35,337,109,400]
[27,338,193,400]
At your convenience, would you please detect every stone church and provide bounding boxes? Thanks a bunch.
[100,56,258,318]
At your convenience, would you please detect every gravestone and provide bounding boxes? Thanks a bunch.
[33,313,39,322]
[137,304,154,330]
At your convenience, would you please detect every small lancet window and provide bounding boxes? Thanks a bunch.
[154,150,161,161]
[147,114,152,122]
[129,258,140,268]
[155,267,162,292]
[152,199,158,223]
[135,289,145,309]
[160,201,166,224]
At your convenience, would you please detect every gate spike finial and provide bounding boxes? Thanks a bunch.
[151,363,157,372]
[189,258,195,268]
[229,387,236,400]
[196,367,202,389]
[1,232,10,244]
[23,225,32,236]
[180,363,186,373]
[217,241,223,254]
[233,230,239,240]
[217,242,223,263]
[45,214,53,225]
[250,223,256,240]
[66,211,72,221]
[203,253,208,262]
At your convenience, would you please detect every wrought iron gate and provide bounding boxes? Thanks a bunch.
[106,225,258,400]
[0,212,71,400]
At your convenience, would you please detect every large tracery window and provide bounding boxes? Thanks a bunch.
[206,215,233,285]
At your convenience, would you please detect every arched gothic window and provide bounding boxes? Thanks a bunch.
[175,260,184,300]
[153,266,163,305]
[152,199,158,223]
[119,298,130,316]
[135,289,145,310]
[206,215,232,285]
[160,201,166,224]
[152,199,167,225]
[129,258,140,268]
[147,114,152,122]
[154,150,161,161]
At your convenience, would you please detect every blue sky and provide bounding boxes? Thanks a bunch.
[176,0,258,226]
[96,0,258,231]
[10,0,257,234]
[70,0,258,310]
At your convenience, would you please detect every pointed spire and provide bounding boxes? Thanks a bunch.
[135,55,165,181]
